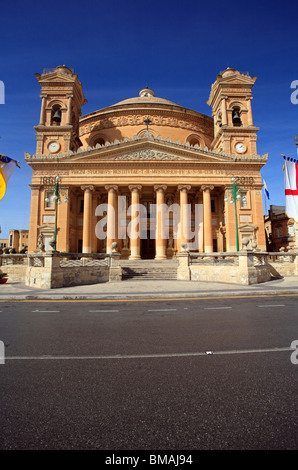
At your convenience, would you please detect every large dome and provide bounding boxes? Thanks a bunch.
[111,87,179,107]
[78,86,214,150]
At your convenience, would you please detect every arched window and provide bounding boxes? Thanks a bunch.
[186,134,203,147]
[93,137,105,146]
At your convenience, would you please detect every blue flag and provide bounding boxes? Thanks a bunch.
[263,179,270,200]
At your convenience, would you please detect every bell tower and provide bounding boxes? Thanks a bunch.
[34,65,87,155]
[207,68,259,156]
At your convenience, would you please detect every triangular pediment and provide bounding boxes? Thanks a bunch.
[239,224,256,232]
[39,74,75,84]
[66,137,233,164]
[221,75,256,86]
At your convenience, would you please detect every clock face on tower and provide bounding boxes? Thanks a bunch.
[235,142,246,154]
[48,141,60,153]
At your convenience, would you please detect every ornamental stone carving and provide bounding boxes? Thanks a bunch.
[79,114,207,137]
[105,150,184,161]
[128,185,142,192]
[178,185,191,192]
[154,184,167,192]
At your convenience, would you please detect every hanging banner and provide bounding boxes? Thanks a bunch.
[284,156,298,222]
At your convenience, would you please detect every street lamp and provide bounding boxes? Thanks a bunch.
[224,177,246,251]
[44,175,68,250]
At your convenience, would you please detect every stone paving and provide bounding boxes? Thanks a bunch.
[0,276,298,300]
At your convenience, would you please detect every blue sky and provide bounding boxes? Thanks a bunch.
[0,0,297,238]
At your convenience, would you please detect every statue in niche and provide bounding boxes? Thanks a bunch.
[37,233,45,252]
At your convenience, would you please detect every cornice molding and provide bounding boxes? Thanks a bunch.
[25,135,267,167]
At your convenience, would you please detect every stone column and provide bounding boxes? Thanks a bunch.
[129,185,142,260]
[154,184,167,259]
[105,185,118,254]
[177,185,191,252]
[67,95,73,125]
[247,98,253,126]
[195,191,204,252]
[221,96,228,126]
[201,185,214,253]
[81,185,94,253]
[224,189,237,252]
[56,186,70,252]
[92,192,100,253]
[39,94,47,126]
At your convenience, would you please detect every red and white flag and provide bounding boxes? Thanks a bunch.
[284,156,298,222]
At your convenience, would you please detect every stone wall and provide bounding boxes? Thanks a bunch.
[178,250,298,285]
[189,263,272,285]
[25,265,109,289]
[1,265,27,282]
[25,251,111,289]
[268,262,296,278]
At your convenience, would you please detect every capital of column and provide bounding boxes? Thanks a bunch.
[201,185,214,193]
[178,185,191,192]
[81,185,94,192]
[129,185,142,193]
[154,184,167,193]
[105,184,118,193]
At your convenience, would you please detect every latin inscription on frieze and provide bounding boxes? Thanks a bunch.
[35,168,258,180]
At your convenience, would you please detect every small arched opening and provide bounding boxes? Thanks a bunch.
[51,104,62,126]
[232,107,242,127]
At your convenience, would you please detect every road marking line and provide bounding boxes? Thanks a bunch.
[204,306,232,310]
[4,347,294,361]
[89,310,119,312]
[32,310,60,313]
[257,305,285,308]
[148,308,177,312]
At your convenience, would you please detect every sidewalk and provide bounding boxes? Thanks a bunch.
[1,277,298,300]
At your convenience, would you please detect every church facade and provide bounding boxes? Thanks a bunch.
[26,66,267,259]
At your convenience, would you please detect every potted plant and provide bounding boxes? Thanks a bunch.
[0,272,8,284]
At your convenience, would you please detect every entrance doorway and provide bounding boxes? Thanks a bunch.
[141,230,155,259]
[140,200,156,259]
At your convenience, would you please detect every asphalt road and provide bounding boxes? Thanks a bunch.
[0,295,297,451]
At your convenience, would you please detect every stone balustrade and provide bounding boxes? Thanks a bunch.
[0,254,28,281]
[178,250,298,284]
[1,248,298,288]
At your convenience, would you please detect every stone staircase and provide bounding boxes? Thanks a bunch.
[120,259,178,280]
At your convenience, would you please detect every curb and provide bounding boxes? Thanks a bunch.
[1,289,298,301]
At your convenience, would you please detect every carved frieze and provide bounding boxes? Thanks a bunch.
[79,114,207,137]
[101,149,188,161]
